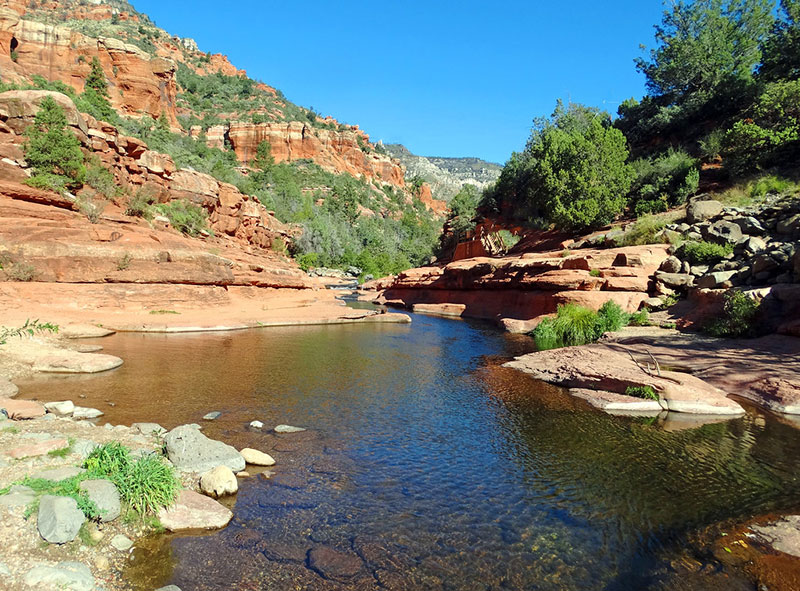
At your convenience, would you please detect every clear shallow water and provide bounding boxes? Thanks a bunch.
[17,312,800,590]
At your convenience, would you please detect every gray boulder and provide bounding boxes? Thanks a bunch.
[687,199,723,224]
[164,425,245,473]
[703,220,743,245]
[37,495,85,544]
[79,479,121,522]
[659,255,682,274]
[24,561,95,591]
[655,272,695,289]
[696,271,737,289]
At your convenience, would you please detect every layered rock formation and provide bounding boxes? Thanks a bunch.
[372,244,669,323]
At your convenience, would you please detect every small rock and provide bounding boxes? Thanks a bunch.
[156,586,183,591]
[274,424,306,433]
[199,465,238,498]
[44,401,75,416]
[0,377,18,398]
[72,439,98,459]
[696,271,737,289]
[72,407,104,420]
[0,485,35,507]
[654,272,695,289]
[203,411,221,420]
[0,561,10,576]
[111,533,133,551]
[249,420,264,429]
[131,422,166,436]
[240,448,276,466]
[87,522,104,542]
[642,297,664,310]
[236,471,250,478]
[79,479,121,522]
[94,555,109,571]
[24,561,95,591]
[157,490,233,531]
[37,495,85,544]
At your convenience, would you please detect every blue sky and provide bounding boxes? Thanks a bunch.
[132,0,665,164]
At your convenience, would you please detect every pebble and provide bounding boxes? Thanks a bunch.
[94,555,110,570]
[249,420,264,429]
[111,534,133,551]
[203,411,222,420]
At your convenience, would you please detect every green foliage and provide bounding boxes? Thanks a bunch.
[85,157,120,199]
[23,97,86,191]
[704,290,762,338]
[597,300,630,333]
[438,185,480,256]
[19,476,100,520]
[154,200,210,237]
[681,241,734,264]
[749,175,797,197]
[0,319,59,345]
[759,0,800,81]
[532,301,649,350]
[83,443,179,517]
[124,187,157,219]
[488,101,634,231]
[625,385,659,400]
[629,149,699,215]
[253,140,274,171]
[616,214,675,246]
[627,309,651,327]
[722,79,800,174]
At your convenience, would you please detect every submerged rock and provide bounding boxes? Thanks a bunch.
[164,425,245,473]
[37,495,85,544]
[274,424,306,433]
[157,490,232,531]
[203,411,222,420]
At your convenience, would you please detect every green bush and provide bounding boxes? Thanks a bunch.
[532,301,650,350]
[625,385,659,400]
[681,241,734,265]
[124,187,157,219]
[155,200,209,236]
[749,175,796,198]
[704,290,762,338]
[85,157,119,199]
[487,100,634,231]
[627,309,651,327]
[23,96,86,191]
[629,149,699,215]
[597,300,629,333]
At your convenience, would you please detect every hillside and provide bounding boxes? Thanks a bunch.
[0,0,453,277]
[384,143,501,202]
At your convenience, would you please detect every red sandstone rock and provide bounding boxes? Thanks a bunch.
[157,490,233,531]
[6,438,69,458]
[0,399,45,419]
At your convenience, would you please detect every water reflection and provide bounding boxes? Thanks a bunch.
[17,314,800,590]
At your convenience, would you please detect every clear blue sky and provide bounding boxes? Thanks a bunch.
[132,0,665,164]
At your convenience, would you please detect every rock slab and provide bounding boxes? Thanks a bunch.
[37,495,85,544]
[24,561,95,591]
[164,425,245,473]
[157,490,233,531]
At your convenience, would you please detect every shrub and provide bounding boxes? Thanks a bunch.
[23,97,86,190]
[625,385,659,400]
[0,319,58,345]
[629,149,700,215]
[532,301,650,350]
[681,241,734,265]
[84,442,131,478]
[597,300,629,333]
[699,129,726,161]
[750,175,796,198]
[154,200,209,236]
[704,290,762,338]
[6,262,36,281]
[124,187,157,219]
[627,309,650,327]
[85,158,119,198]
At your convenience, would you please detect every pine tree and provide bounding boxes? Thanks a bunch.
[24,96,86,191]
[80,56,115,121]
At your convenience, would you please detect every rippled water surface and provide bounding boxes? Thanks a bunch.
[18,310,800,590]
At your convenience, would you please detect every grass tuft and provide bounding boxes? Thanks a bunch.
[625,385,659,400]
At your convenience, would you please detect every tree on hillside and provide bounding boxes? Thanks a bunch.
[24,96,86,191]
[760,0,800,80]
[81,56,115,121]
[493,101,633,232]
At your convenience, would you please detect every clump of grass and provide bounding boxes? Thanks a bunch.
[148,309,179,315]
[84,441,131,478]
[704,290,762,338]
[617,211,684,247]
[116,253,132,271]
[625,385,659,400]
[532,300,636,350]
[681,241,733,265]
[6,262,36,282]
[589,269,601,277]
[749,175,796,198]
[627,309,650,327]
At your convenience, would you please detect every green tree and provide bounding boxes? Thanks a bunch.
[760,0,800,80]
[85,57,109,97]
[447,185,479,241]
[253,140,275,171]
[499,101,634,231]
[636,0,774,102]
[24,96,86,191]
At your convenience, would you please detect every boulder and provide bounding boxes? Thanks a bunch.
[157,490,233,531]
[37,495,85,544]
[164,425,245,473]
[79,479,121,522]
[44,400,75,416]
[24,562,95,591]
[696,271,737,289]
[199,465,238,498]
[0,377,18,398]
[240,448,276,466]
[686,199,723,223]
[750,516,800,557]
[659,256,682,274]
[654,272,695,289]
[777,213,800,235]
[703,220,743,245]
[0,90,88,135]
